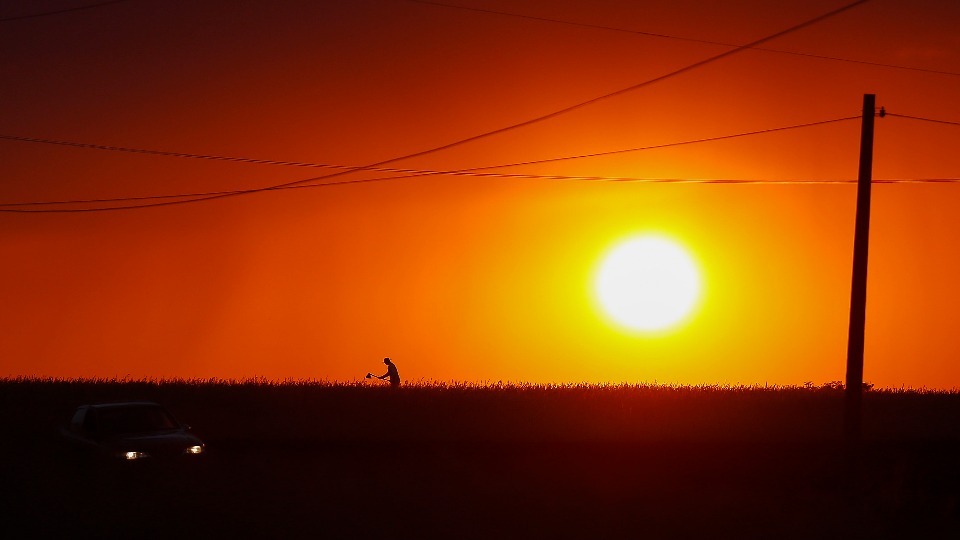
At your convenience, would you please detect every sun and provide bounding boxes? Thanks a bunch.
[595,235,702,332]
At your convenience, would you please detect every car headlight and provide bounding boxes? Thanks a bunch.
[123,451,150,460]
[184,445,204,455]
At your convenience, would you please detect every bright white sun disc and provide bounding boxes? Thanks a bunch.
[596,236,701,331]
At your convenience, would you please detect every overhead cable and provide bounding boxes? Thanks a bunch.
[885,113,960,127]
[365,0,873,164]
[0,115,860,177]
[5,177,960,213]
[0,0,134,22]
[0,0,873,212]
[458,117,860,171]
[0,115,860,210]
[402,0,958,78]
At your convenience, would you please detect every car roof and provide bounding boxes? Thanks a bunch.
[85,401,163,409]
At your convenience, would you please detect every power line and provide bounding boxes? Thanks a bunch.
[885,113,960,127]
[125,0,877,207]
[0,175,854,212]
[0,115,861,210]
[257,177,960,186]
[369,0,873,164]
[460,117,860,171]
[13,106,958,214]
[0,115,860,177]
[263,115,862,185]
[5,176,960,213]
[402,0,960,79]
[0,134,351,171]
[0,0,872,212]
[0,0,134,23]
[0,178,389,210]
[402,0,762,46]
[873,178,960,184]
[287,116,861,183]
[24,105,960,214]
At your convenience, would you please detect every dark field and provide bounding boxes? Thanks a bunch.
[3,379,960,539]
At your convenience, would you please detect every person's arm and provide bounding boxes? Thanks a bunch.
[378,371,389,380]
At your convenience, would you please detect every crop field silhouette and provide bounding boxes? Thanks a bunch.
[2,378,959,539]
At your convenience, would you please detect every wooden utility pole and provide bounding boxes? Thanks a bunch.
[844,94,877,439]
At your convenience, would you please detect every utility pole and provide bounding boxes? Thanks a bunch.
[844,94,879,440]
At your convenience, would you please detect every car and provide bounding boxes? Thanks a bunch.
[60,401,205,462]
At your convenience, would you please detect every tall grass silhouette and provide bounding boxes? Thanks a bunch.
[3,377,959,539]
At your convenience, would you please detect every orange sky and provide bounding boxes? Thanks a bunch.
[2,0,960,387]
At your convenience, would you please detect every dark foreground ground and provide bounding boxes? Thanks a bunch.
[2,380,959,539]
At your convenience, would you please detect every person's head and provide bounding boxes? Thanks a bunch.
[383,357,392,365]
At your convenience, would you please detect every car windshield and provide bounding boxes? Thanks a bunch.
[96,405,178,434]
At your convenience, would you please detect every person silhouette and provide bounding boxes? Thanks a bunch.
[373,357,401,387]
